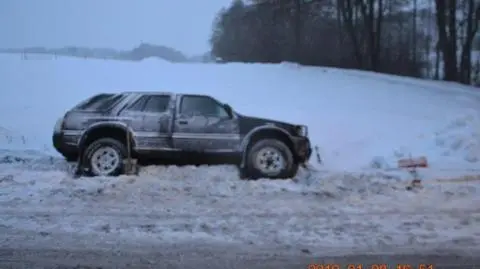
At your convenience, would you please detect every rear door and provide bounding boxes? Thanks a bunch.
[172,94,240,152]
[119,94,174,150]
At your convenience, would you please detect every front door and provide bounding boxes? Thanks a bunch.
[172,95,240,152]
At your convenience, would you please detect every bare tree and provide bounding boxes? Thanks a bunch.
[250,0,327,62]
[210,0,430,81]
[435,0,479,84]
[338,0,364,67]
[337,0,384,71]
[459,0,480,84]
[435,0,457,81]
[412,0,417,64]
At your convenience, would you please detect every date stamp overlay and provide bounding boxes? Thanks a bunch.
[308,264,434,269]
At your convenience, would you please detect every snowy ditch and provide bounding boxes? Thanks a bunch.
[0,155,479,256]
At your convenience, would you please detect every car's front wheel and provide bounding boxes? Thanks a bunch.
[83,138,127,176]
[245,139,298,179]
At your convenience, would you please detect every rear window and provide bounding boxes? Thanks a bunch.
[75,94,123,111]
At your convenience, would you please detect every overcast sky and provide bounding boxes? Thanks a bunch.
[0,0,231,55]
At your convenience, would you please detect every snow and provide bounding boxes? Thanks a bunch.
[0,53,480,255]
[0,161,479,255]
[1,54,480,171]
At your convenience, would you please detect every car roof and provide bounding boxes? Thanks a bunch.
[120,91,174,96]
[120,92,216,99]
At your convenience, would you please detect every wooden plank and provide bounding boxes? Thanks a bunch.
[398,156,428,168]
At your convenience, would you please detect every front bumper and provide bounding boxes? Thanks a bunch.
[292,136,312,163]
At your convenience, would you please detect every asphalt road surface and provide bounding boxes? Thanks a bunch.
[0,244,478,269]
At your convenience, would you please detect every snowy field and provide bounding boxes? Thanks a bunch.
[0,54,480,259]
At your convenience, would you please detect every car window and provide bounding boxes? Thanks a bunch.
[94,95,124,110]
[127,96,149,111]
[76,94,123,111]
[143,95,170,113]
[180,96,229,117]
[76,94,112,109]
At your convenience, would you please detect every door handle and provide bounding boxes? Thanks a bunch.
[177,120,188,125]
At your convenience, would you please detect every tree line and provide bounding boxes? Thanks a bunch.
[210,0,480,85]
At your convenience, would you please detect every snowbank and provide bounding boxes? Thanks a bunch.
[0,159,479,255]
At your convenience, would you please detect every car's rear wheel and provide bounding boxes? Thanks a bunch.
[245,139,298,179]
[83,138,127,177]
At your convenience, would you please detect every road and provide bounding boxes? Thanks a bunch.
[0,230,477,269]
[0,245,478,269]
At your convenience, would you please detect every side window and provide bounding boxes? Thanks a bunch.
[143,95,170,113]
[126,95,170,113]
[180,96,229,118]
[127,96,149,111]
[95,95,124,110]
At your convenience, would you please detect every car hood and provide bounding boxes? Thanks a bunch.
[237,114,297,135]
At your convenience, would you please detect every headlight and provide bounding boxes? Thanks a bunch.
[295,125,308,137]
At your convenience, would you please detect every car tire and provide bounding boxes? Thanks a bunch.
[245,139,298,179]
[82,138,127,177]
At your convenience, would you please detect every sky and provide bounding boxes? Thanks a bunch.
[0,0,232,56]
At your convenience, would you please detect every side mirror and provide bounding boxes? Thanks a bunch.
[223,103,233,118]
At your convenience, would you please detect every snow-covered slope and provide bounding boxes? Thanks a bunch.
[1,54,480,256]
[0,54,479,171]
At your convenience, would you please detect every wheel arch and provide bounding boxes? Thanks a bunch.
[240,125,295,167]
[78,121,136,150]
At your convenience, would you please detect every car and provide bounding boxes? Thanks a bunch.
[52,92,312,179]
